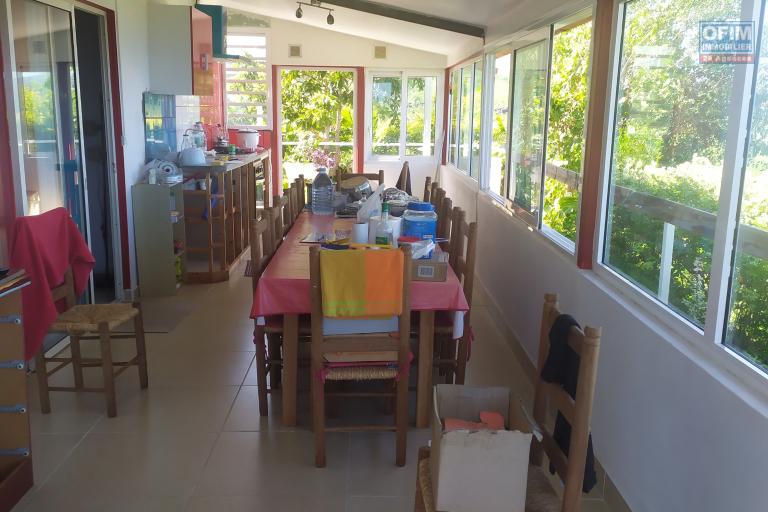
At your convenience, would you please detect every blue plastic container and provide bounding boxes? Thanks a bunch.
[402,201,437,258]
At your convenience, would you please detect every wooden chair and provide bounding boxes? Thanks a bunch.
[250,211,312,416]
[437,196,453,248]
[423,176,432,203]
[35,270,148,418]
[527,293,601,512]
[429,181,439,207]
[294,175,306,214]
[435,207,477,384]
[272,195,290,238]
[335,169,385,190]
[309,245,412,468]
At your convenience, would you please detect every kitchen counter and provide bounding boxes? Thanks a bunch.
[180,149,270,174]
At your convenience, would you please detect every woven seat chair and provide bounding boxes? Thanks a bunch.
[309,245,413,468]
[334,169,385,190]
[36,270,148,418]
[250,214,311,416]
[527,293,602,512]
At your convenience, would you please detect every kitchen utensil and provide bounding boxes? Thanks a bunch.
[236,129,260,149]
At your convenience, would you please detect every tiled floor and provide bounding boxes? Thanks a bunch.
[13,267,613,511]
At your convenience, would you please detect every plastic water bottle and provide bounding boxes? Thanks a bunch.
[311,167,334,216]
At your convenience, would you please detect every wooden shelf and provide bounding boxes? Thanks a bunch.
[0,282,33,510]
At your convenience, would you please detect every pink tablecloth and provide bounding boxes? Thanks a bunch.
[251,213,470,318]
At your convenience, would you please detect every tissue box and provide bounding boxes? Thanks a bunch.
[431,385,533,512]
[412,252,448,282]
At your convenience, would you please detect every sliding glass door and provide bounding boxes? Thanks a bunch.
[9,0,87,233]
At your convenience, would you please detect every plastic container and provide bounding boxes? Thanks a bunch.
[402,201,437,258]
[311,167,335,215]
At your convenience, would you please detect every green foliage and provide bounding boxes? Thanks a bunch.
[280,70,354,171]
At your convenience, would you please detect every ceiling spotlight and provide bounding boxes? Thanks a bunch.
[326,11,334,24]
[295,5,303,18]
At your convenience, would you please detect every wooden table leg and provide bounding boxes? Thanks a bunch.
[417,311,435,428]
[282,314,299,427]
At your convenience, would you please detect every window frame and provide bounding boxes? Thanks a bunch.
[364,69,443,163]
[592,0,768,384]
[225,27,271,130]
[480,13,594,256]
[445,58,483,179]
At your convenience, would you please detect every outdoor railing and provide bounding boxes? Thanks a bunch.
[543,163,768,302]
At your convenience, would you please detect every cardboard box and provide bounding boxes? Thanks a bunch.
[431,385,533,512]
[412,252,448,282]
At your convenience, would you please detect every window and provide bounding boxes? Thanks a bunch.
[225,33,269,128]
[597,0,768,373]
[602,0,740,328]
[509,40,548,224]
[724,7,768,370]
[543,18,593,242]
[490,50,512,197]
[448,69,460,165]
[367,71,439,160]
[486,12,592,235]
[447,60,482,177]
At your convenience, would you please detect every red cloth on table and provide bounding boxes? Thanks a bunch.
[10,208,95,359]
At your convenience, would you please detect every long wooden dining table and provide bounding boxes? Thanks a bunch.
[250,212,470,428]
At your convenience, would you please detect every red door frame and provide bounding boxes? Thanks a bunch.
[0,36,16,260]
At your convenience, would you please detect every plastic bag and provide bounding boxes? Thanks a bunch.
[356,183,385,223]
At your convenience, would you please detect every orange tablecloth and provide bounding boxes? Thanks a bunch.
[251,213,469,318]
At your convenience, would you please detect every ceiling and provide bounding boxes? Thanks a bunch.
[217,0,490,59]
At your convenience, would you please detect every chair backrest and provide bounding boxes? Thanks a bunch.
[447,208,477,313]
[437,196,453,246]
[267,204,284,249]
[309,246,413,363]
[430,181,439,206]
[531,293,601,512]
[248,215,274,292]
[50,268,77,311]
[431,187,445,212]
[423,176,432,203]
[294,175,306,213]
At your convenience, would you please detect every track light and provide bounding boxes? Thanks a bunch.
[295,2,335,24]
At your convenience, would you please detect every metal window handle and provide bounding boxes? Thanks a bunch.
[0,315,21,325]
[0,361,25,370]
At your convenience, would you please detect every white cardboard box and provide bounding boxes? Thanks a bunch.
[431,385,533,512]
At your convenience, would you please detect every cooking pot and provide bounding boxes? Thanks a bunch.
[236,130,260,150]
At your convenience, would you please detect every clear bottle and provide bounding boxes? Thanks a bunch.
[375,202,393,246]
[311,167,335,215]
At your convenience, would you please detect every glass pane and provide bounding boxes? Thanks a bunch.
[509,41,548,223]
[227,34,266,47]
[543,18,593,242]
[603,0,740,326]
[725,7,768,369]
[471,60,483,177]
[280,70,355,181]
[405,76,437,157]
[449,70,460,164]
[12,0,85,228]
[490,50,511,197]
[371,76,402,156]
[458,64,473,172]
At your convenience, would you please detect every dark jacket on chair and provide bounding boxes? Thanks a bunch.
[541,314,597,493]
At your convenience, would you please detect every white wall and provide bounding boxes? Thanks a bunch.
[267,18,446,69]
[439,164,768,512]
[115,0,151,291]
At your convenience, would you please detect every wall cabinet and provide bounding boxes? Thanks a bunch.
[148,5,213,96]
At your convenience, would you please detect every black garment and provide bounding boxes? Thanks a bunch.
[541,314,597,493]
